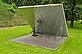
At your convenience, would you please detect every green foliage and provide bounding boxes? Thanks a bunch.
[7,3,17,13]
[0,1,27,27]
[76,5,82,20]
[0,1,14,20]
[11,3,17,9]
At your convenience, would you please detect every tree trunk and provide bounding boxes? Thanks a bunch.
[70,6,74,27]
[70,18,74,27]
[70,0,76,28]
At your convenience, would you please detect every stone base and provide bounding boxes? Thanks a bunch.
[11,34,67,50]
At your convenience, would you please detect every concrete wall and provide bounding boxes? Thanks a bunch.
[34,4,68,36]
[18,4,68,36]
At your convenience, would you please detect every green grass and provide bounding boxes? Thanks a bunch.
[0,21,82,54]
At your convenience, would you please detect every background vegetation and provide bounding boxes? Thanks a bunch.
[0,0,82,28]
[0,1,27,27]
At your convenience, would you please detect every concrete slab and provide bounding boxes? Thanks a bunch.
[11,34,67,50]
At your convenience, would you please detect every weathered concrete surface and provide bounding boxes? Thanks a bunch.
[11,34,67,50]
[34,4,68,36]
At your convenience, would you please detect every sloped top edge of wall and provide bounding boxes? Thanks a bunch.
[18,4,63,8]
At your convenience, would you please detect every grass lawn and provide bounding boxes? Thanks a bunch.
[0,21,82,54]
